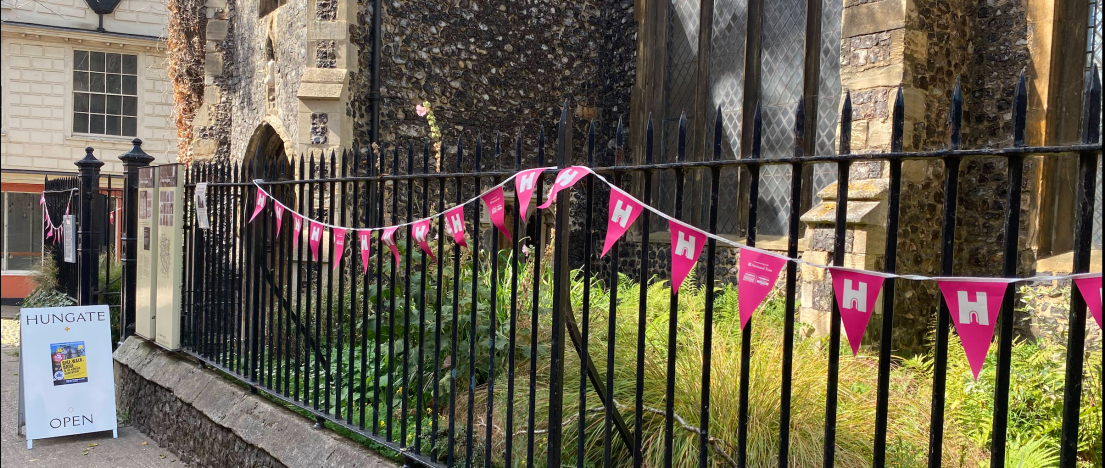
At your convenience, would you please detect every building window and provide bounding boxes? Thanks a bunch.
[2,192,44,272]
[73,50,139,137]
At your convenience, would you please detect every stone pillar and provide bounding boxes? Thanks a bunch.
[296,0,359,156]
[189,0,230,161]
[799,180,888,337]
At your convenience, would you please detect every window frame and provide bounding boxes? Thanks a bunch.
[1,191,45,275]
[66,48,144,142]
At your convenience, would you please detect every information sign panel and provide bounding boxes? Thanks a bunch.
[155,164,184,350]
[135,166,159,339]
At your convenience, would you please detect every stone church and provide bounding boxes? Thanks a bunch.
[180,0,1101,352]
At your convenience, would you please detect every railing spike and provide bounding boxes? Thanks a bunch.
[840,91,852,155]
[538,127,545,166]
[615,117,624,166]
[677,112,687,162]
[495,132,502,172]
[1012,68,1028,147]
[645,113,654,164]
[714,105,724,162]
[456,137,464,172]
[892,85,905,152]
[949,78,963,150]
[793,97,805,158]
[751,101,763,160]
[587,120,596,166]
[475,134,483,172]
[1081,65,1101,145]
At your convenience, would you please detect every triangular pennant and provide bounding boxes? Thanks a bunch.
[937,279,1010,380]
[291,213,304,252]
[537,166,589,209]
[332,228,347,271]
[514,168,544,221]
[40,193,45,205]
[412,218,436,263]
[602,187,643,257]
[829,267,889,356]
[274,203,285,236]
[249,188,267,223]
[443,205,468,249]
[109,210,115,225]
[737,247,787,330]
[308,221,324,261]
[46,226,53,239]
[1072,274,1103,330]
[358,230,372,274]
[668,219,706,293]
[383,226,402,266]
[481,186,512,242]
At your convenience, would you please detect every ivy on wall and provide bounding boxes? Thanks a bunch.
[166,0,206,165]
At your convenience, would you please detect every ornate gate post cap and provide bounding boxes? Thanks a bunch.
[75,146,106,169]
[119,138,155,165]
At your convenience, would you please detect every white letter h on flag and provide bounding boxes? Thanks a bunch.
[674,231,695,259]
[611,200,633,228]
[842,279,868,312]
[956,291,989,325]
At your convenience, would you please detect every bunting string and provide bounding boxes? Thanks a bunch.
[243,166,1099,286]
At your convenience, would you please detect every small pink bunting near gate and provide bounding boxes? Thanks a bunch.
[383,226,401,265]
[249,188,267,223]
[273,203,285,236]
[308,221,324,261]
[357,230,372,274]
[412,218,436,263]
[538,166,589,209]
[738,247,788,330]
[46,226,53,240]
[937,279,1012,380]
[291,213,304,251]
[668,219,706,294]
[481,186,511,241]
[829,267,892,356]
[444,205,468,249]
[1072,273,1103,330]
[332,228,347,271]
[601,187,643,257]
[514,168,544,221]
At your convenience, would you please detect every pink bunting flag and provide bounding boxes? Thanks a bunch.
[537,166,589,209]
[412,218,436,263]
[444,205,468,249]
[46,226,53,239]
[273,203,285,236]
[332,228,347,271]
[481,186,512,242]
[383,226,401,266]
[109,210,115,225]
[829,267,890,356]
[308,221,324,261]
[291,213,304,251]
[249,188,267,223]
[514,168,544,221]
[937,279,1010,380]
[357,230,372,274]
[668,220,706,293]
[40,193,45,205]
[602,187,643,257]
[1072,273,1103,330]
[738,247,788,330]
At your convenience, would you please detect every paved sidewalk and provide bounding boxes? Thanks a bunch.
[1,317,183,467]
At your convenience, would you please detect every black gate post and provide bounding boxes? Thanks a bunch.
[117,139,153,342]
[75,147,105,306]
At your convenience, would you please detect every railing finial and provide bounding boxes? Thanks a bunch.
[949,77,963,150]
[1012,68,1028,147]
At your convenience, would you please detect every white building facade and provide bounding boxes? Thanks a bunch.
[1,0,178,300]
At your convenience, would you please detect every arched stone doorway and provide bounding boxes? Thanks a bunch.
[243,121,295,181]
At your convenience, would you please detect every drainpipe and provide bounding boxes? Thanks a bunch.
[369,0,382,150]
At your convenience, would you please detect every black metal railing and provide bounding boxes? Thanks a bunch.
[170,69,1100,468]
[43,151,123,315]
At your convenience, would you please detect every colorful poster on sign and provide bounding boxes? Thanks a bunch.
[937,279,1010,380]
[538,166,589,209]
[829,268,889,356]
[444,206,468,249]
[481,186,511,241]
[1072,273,1103,330]
[737,248,788,330]
[668,220,705,293]
[514,168,544,220]
[50,341,88,386]
[602,187,643,257]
